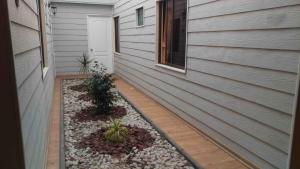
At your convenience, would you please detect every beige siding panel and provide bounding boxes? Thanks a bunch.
[187,58,297,94]
[52,23,86,30]
[53,40,87,46]
[55,51,85,57]
[54,12,90,19]
[55,56,81,62]
[56,66,81,73]
[54,29,87,36]
[115,0,129,8]
[17,64,41,116]
[189,29,300,51]
[53,18,87,24]
[8,0,39,30]
[189,0,300,20]
[120,34,155,43]
[53,2,113,14]
[187,70,294,114]
[189,0,217,7]
[188,46,300,73]
[21,77,44,145]
[189,5,300,32]
[23,0,38,13]
[114,0,153,15]
[22,80,44,168]
[120,25,155,35]
[54,45,87,52]
[14,48,41,87]
[120,47,155,61]
[51,0,115,5]
[56,61,80,67]
[53,35,87,41]
[10,23,40,55]
[121,41,155,52]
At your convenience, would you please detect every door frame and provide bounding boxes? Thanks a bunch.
[87,15,114,73]
[0,0,25,168]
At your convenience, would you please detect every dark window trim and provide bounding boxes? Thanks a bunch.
[290,85,300,168]
[114,16,120,53]
[0,0,25,168]
[157,0,188,71]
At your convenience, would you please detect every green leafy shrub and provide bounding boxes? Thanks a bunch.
[86,62,116,114]
[105,119,128,143]
[77,52,92,74]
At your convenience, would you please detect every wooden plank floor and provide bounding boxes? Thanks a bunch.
[46,77,61,169]
[115,77,251,169]
[47,75,251,169]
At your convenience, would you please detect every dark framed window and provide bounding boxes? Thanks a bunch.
[158,0,187,69]
[136,7,144,26]
[114,17,120,53]
[37,0,48,68]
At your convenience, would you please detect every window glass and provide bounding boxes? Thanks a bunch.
[114,17,120,53]
[158,0,187,69]
[136,7,144,26]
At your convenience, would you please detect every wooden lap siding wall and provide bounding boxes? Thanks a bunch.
[52,2,113,74]
[113,0,300,169]
[7,0,55,169]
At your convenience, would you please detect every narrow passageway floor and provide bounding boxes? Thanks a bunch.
[46,75,251,169]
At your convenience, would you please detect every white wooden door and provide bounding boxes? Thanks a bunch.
[87,16,113,73]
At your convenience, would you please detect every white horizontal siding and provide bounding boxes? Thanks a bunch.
[52,2,113,74]
[114,0,300,169]
[8,0,55,168]
[188,0,300,19]
[188,5,300,32]
[51,0,115,5]
[187,46,300,73]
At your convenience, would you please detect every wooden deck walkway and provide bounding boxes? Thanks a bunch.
[115,77,251,169]
[47,75,251,169]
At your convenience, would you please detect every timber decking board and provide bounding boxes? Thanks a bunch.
[46,78,61,169]
[115,76,252,169]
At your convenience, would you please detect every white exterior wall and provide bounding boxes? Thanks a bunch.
[51,0,115,5]
[52,2,113,74]
[113,0,300,168]
[7,0,55,168]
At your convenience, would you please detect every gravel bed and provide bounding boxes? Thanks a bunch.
[63,79,195,169]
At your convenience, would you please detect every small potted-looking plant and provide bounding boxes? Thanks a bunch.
[77,52,92,74]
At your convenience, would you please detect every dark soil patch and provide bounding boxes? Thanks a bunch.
[69,84,88,92]
[78,126,155,155]
[74,106,127,122]
[78,93,91,102]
